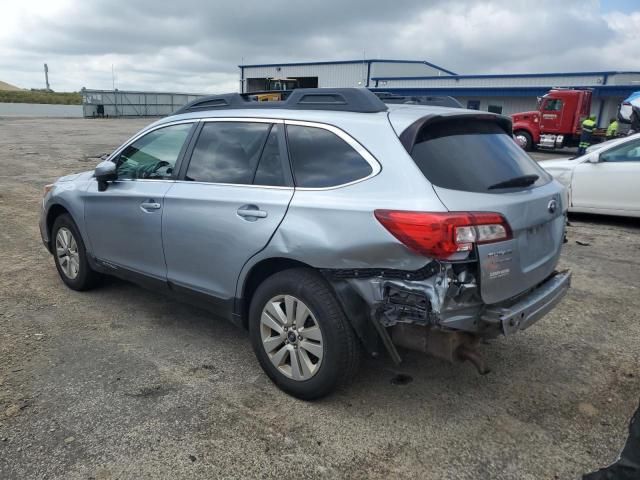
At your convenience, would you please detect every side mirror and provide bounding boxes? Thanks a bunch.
[587,154,601,163]
[95,161,117,191]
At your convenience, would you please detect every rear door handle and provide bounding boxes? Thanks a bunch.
[237,205,267,219]
[140,200,161,212]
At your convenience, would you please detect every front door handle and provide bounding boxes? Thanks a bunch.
[140,200,161,212]
[237,205,267,220]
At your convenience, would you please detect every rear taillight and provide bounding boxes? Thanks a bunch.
[374,210,512,259]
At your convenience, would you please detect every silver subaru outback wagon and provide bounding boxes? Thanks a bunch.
[40,88,571,399]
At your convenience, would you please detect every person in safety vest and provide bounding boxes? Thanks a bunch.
[578,115,597,155]
[606,118,619,140]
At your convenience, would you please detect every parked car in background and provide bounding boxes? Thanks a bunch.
[542,133,640,218]
[39,88,571,399]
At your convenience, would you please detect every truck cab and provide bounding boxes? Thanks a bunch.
[512,89,592,151]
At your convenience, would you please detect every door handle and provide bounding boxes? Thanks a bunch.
[237,205,267,219]
[140,201,161,212]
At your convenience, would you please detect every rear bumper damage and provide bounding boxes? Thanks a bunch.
[482,270,571,335]
[326,263,571,372]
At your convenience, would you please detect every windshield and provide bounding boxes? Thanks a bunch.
[409,118,551,193]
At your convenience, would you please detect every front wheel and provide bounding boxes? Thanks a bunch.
[52,214,102,291]
[514,130,534,151]
[249,268,361,400]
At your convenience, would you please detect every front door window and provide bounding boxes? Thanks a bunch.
[117,123,192,180]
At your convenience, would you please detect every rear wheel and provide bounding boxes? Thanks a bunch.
[52,214,102,291]
[514,130,534,151]
[249,268,360,400]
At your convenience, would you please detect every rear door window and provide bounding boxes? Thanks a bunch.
[286,125,373,188]
[253,125,287,186]
[186,122,271,184]
[409,119,551,193]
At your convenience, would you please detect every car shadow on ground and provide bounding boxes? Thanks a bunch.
[93,274,550,410]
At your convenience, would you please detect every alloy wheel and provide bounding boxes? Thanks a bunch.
[55,227,80,279]
[260,294,324,381]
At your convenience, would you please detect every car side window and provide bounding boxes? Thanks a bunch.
[117,123,192,180]
[186,122,271,184]
[286,125,373,188]
[600,139,640,163]
[253,125,287,187]
[543,99,563,111]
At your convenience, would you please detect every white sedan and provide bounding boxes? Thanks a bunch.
[541,133,640,218]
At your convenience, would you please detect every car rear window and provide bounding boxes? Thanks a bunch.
[286,125,373,188]
[410,119,551,193]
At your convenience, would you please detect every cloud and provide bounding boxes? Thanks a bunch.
[0,0,637,92]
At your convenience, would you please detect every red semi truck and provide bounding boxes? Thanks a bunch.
[511,88,605,151]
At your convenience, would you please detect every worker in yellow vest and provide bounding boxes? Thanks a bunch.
[606,118,619,140]
[578,115,597,155]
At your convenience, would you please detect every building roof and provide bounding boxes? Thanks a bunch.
[239,59,457,76]
[371,70,640,81]
[371,85,639,98]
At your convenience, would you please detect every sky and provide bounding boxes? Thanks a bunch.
[0,0,639,93]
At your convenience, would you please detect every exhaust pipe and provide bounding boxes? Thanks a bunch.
[456,345,491,375]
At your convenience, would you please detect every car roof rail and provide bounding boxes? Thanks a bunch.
[172,88,389,115]
[374,91,463,109]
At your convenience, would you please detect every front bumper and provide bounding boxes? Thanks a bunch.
[481,270,571,335]
[539,134,565,149]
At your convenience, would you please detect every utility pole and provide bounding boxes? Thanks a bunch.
[44,63,50,91]
[112,64,118,117]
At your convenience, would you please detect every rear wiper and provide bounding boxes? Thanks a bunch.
[488,174,539,190]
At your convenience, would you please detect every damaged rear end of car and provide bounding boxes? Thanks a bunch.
[320,107,571,373]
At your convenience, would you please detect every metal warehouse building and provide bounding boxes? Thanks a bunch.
[240,59,455,92]
[81,89,205,117]
[240,59,640,128]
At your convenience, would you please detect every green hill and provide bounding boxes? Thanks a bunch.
[0,90,82,105]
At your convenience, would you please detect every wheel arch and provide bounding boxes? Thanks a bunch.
[238,257,311,328]
[237,257,380,356]
[46,204,73,249]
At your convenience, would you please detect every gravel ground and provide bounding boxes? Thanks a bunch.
[0,117,638,480]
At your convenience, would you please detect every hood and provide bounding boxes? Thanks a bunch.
[539,157,580,169]
[511,110,540,122]
[57,170,94,183]
[539,157,581,188]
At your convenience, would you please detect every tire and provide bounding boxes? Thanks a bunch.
[249,268,361,400]
[51,214,102,291]
[515,130,534,151]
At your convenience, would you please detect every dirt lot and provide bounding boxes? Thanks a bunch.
[0,117,638,480]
